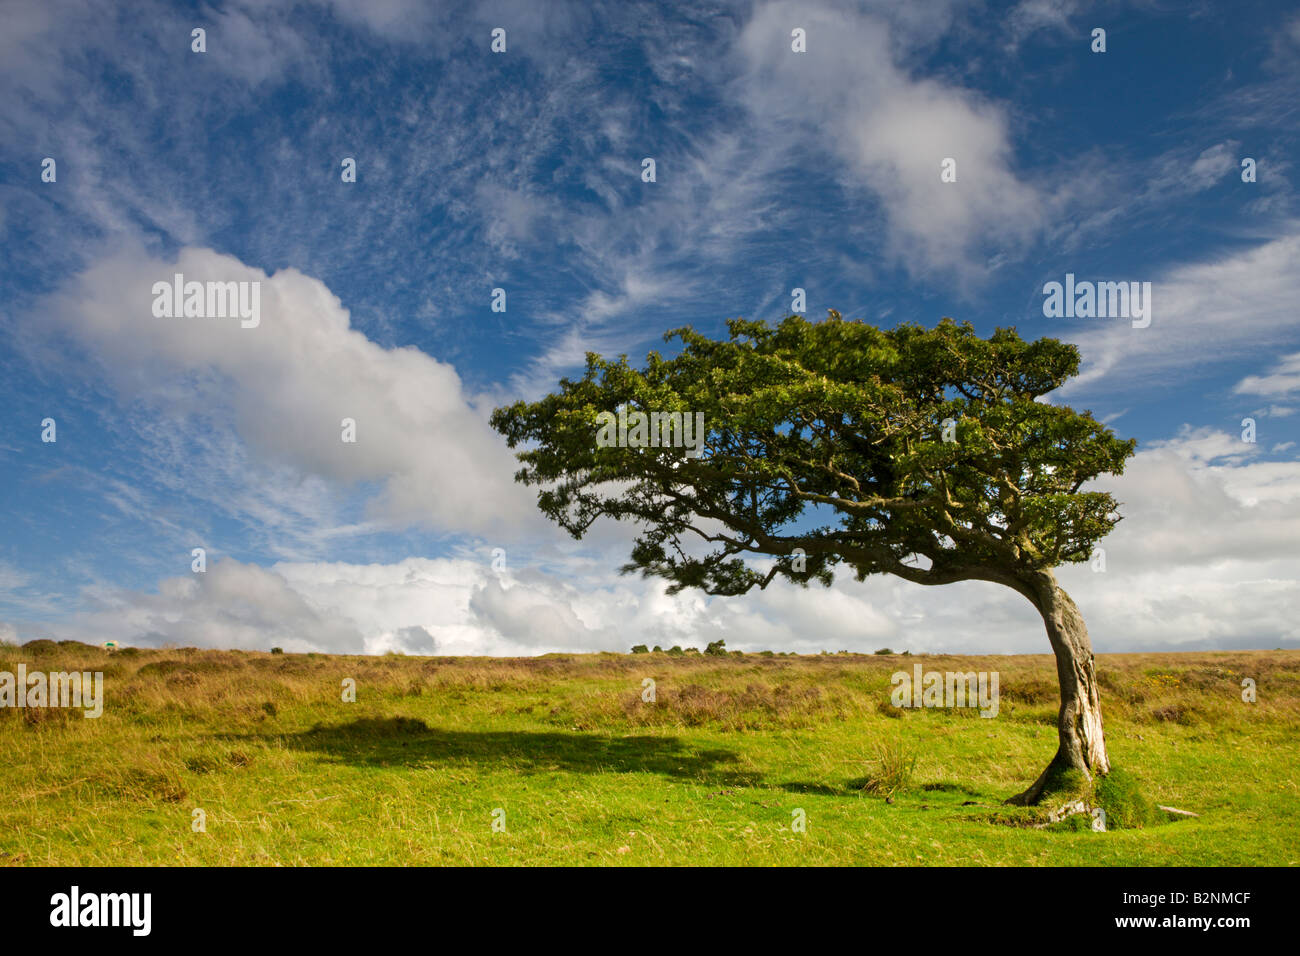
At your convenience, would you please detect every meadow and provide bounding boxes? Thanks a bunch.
[1,640,1296,866]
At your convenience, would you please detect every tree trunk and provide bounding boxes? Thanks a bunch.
[1007,569,1109,805]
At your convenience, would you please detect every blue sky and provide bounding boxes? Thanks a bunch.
[2,0,1298,655]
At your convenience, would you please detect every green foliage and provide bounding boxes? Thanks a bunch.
[704,640,727,656]
[1034,764,1092,803]
[630,644,649,654]
[1094,768,1159,829]
[491,313,1136,599]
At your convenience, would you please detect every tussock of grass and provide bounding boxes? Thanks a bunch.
[1094,768,1159,829]
[852,739,918,797]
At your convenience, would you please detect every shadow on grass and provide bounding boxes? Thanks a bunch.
[774,781,849,796]
[226,716,759,786]
[772,778,993,799]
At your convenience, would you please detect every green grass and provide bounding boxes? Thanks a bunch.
[1,641,1296,865]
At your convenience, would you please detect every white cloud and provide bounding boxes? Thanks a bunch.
[0,562,31,591]
[75,560,366,654]
[33,425,1300,655]
[46,244,537,537]
[1058,231,1300,396]
[729,0,1045,284]
[1185,142,1238,191]
[1004,0,1079,46]
[1234,351,1300,399]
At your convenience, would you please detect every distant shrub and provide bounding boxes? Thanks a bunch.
[630,645,649,654]
[874,648,895,655]
[684,647,701,655]
[760,650,775,658]
[667,646,684,656]
[652,645,663,653]
[704,640,726,656]
[271,647,284,655]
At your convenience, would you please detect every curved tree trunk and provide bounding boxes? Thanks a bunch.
[1007,569,1109,805]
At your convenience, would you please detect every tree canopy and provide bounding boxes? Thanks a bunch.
[490,313,1137,602]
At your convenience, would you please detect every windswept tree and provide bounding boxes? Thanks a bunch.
[491,313,1136,804]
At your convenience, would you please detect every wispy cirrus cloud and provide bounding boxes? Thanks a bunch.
[1055,229,1300,398]
[1234,351,1300,400]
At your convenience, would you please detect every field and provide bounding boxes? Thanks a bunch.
[2,641,1297,866]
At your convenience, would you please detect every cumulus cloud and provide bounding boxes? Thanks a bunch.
[46,244,537,537]
[32,424,1299,655]
[73,560,365,654]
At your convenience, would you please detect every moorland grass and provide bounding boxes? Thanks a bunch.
[0,642,1296,865]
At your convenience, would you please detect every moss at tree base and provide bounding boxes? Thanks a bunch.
[1093,767,1161,829]
[1007,764,1168,830]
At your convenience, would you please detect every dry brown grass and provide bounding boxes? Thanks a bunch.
[2,641,1295,736]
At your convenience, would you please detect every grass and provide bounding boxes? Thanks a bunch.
[1,641,1297,865]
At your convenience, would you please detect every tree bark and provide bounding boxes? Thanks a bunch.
[1006,569,1110,805]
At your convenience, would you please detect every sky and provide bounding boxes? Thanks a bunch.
[1,0,1298,656]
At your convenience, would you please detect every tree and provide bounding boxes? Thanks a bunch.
[491,313,1137,804]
